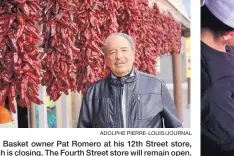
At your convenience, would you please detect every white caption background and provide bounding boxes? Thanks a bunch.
[0,129,194,156]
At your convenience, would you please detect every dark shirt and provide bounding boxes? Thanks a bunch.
[226,46,234,55]
[201,41,234,154]
[201,42,234,95]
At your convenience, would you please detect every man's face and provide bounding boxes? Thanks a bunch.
[105,36,135,77]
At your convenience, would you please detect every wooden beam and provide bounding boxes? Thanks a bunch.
[172,54,183,122]
[38,85,48,128]
[56,97,62,128]
[10,99,18,128]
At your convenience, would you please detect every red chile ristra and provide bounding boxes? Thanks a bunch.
[0,0,43,113]
[40,0,78,101]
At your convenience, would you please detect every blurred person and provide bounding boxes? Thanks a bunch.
[201,0,234,155]
[78,33,182,128]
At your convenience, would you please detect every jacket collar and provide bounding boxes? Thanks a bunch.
[108,67,137,86]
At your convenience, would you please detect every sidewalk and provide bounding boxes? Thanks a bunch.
[167,82,190,128]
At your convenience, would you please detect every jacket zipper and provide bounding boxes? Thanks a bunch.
[120,85,124,128]
[138,94,141,120]
[126,84,129,128]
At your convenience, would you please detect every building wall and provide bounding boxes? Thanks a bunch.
[160,37,187,83]
[71,92,82,127]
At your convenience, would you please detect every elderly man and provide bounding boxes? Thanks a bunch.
[78,33,182,128]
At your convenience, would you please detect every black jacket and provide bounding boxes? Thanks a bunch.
[78,68,182,128]
[201,41,234,152]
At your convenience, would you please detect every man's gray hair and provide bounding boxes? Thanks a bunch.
[103,33,136,55]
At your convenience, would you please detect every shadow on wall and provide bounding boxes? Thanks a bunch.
[160,54,187,84]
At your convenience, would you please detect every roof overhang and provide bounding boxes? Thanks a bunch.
[149,0,190,37]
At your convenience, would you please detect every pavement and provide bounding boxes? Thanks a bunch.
[167,82,190,128]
